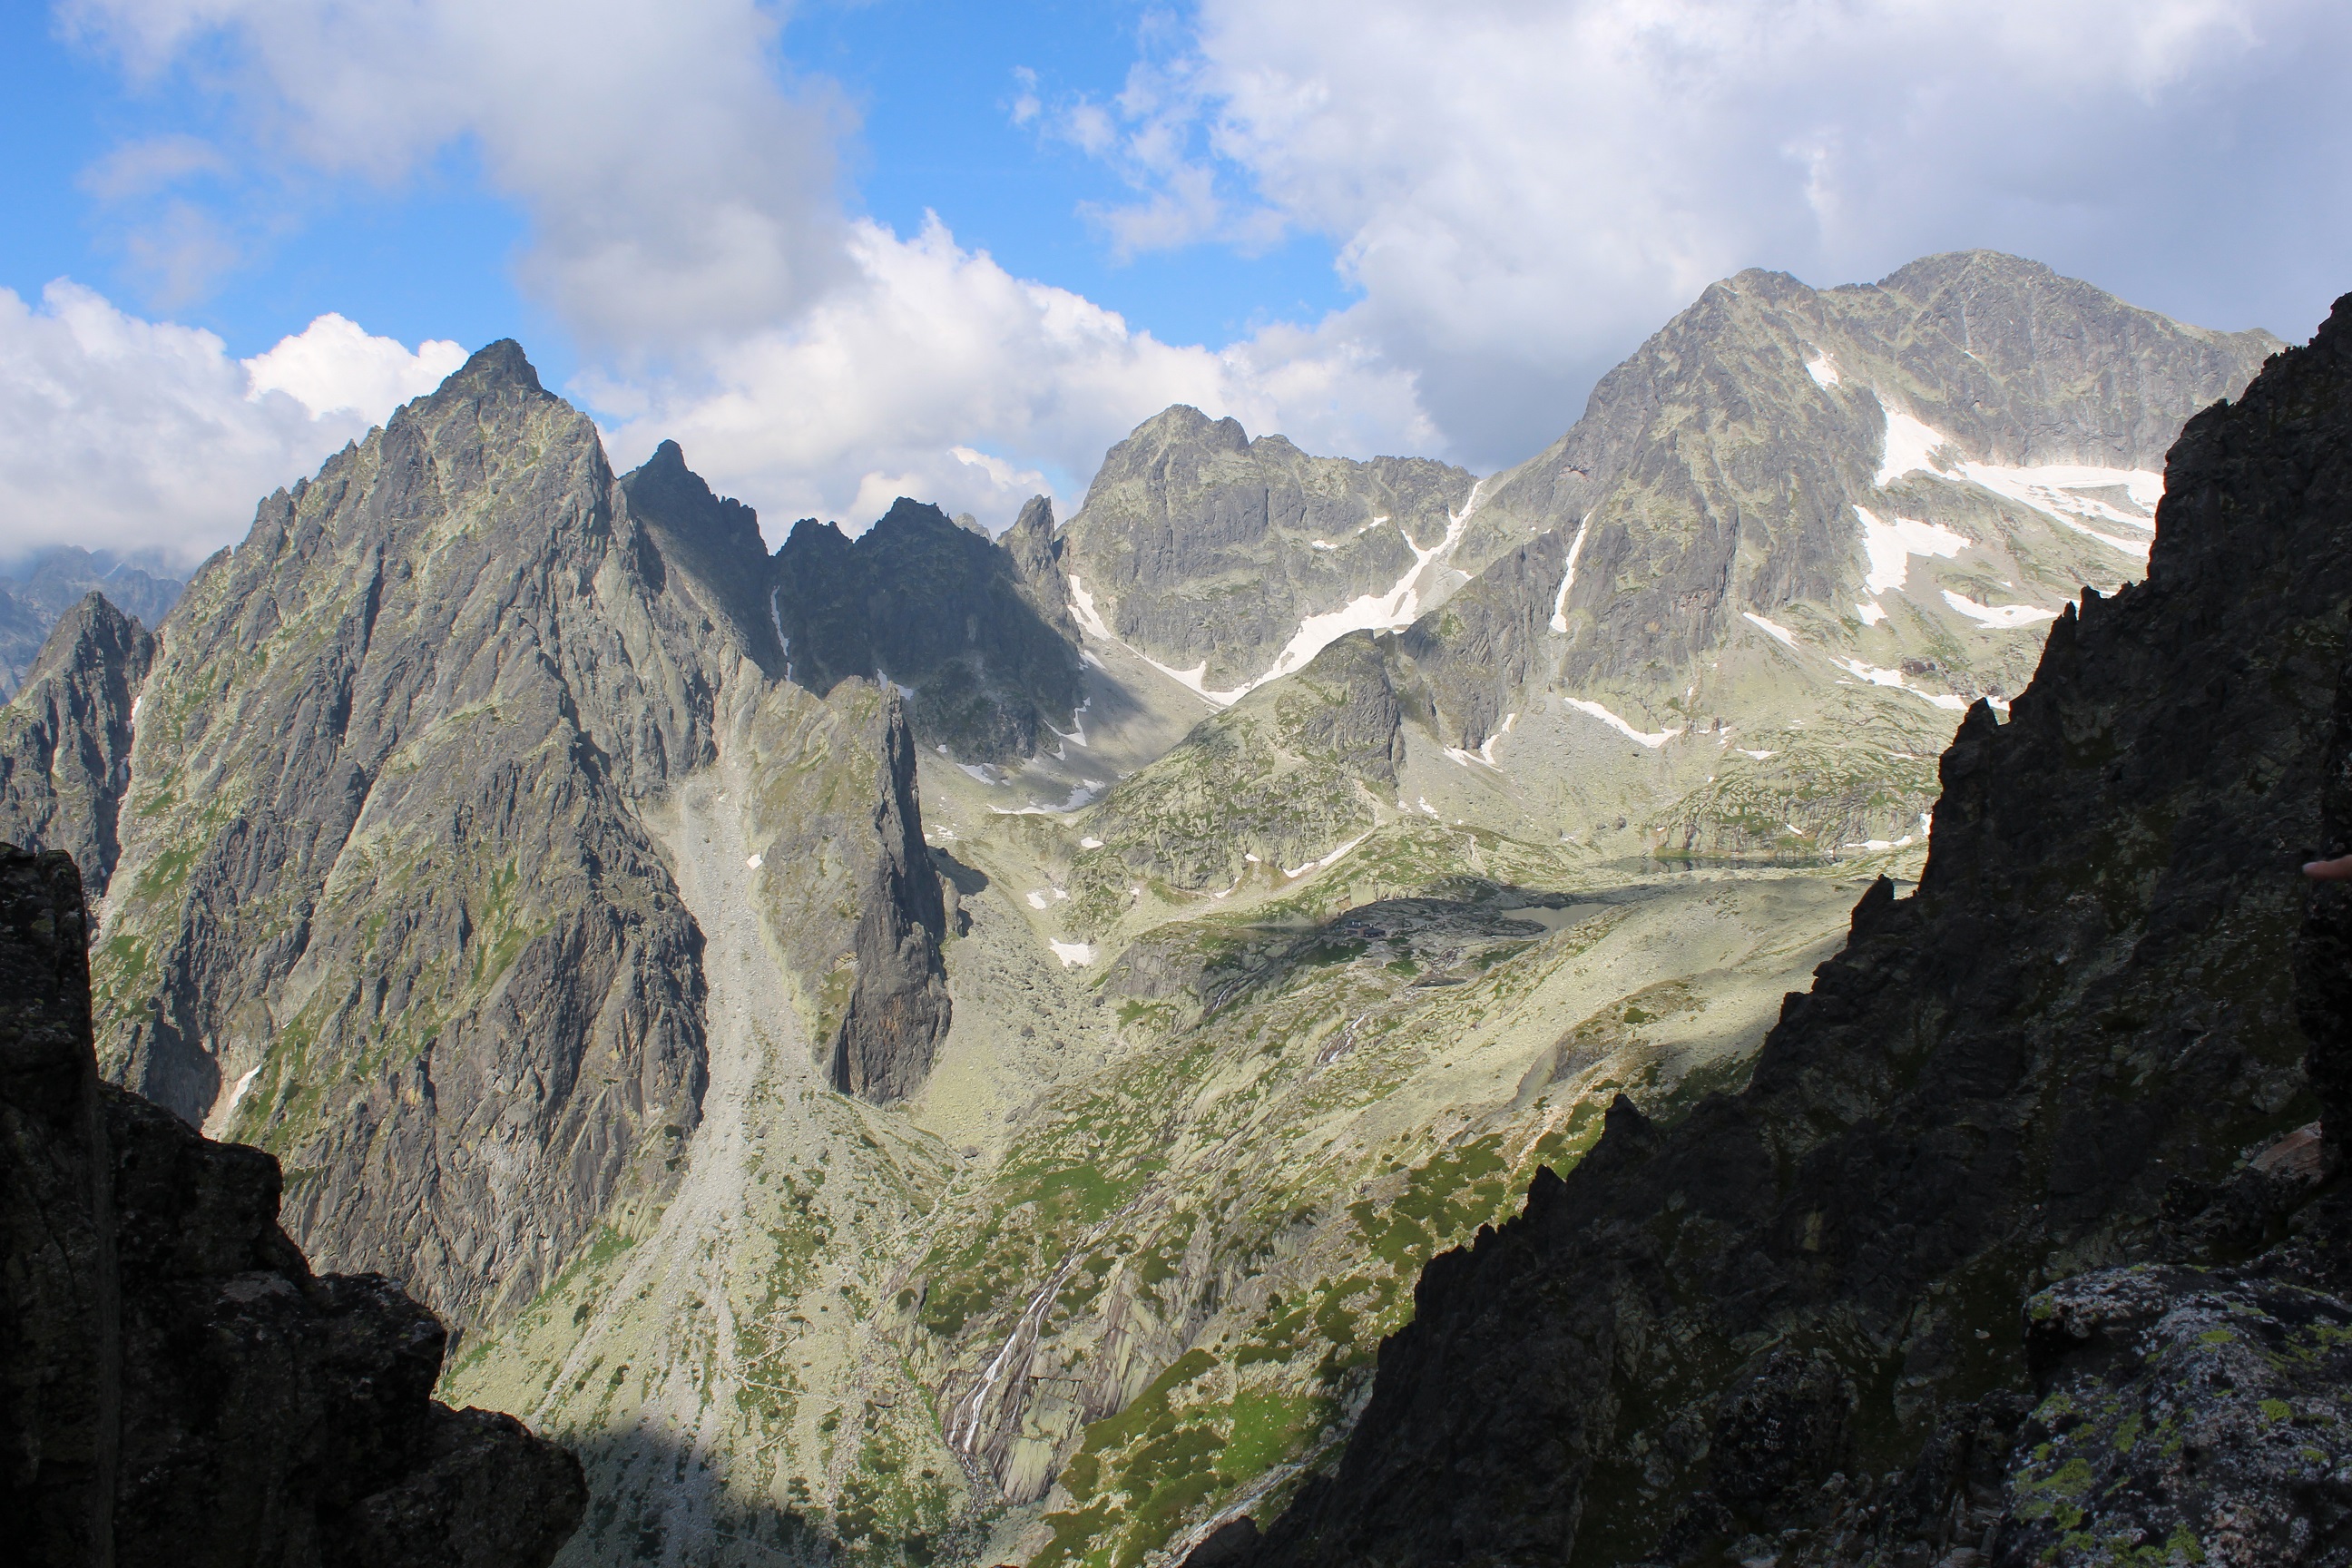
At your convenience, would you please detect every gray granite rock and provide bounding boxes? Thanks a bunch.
[0,592,151,897]
[827,691,951,1103]
[1057,405,1476,690]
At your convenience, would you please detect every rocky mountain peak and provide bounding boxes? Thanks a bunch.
[1102,403,1252,468]
[0,591,152,898]
[439,336,546,400]
[771,495,1083,761]
[1058,406,1477,690]
[24,589,146,693]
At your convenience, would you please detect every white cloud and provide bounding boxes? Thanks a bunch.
[0,281,474,566]
[54,0,1433,546]
[64,0,852,351]
[244,314,467,418]
[1062,0,2352,465]
[594,216,1435,533]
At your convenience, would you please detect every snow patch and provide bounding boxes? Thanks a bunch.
[744,854,763,870]
[1025,887,1071,910]
[1549,520,1590,633]
[1738,749,1777,760]
[991,780,1106,816]
[1941,590,2060,630]
[1478,714,1515,768]
[1066,574,1112,639]
[1281,833,1370,879]
[1049,941,1095,967]
[1949,459,2161,562]
[1856,602,1887,626]
[1256,478,1486,686]
[1563,698,1681,749]
[1742,612,1800,649]
[1806,353,1842,387]
[1856,505,1968,594]
[956,762,1003,786]
[1837,657,1969,711]
[1079,836,1103,849]
[1876,404,1958,488]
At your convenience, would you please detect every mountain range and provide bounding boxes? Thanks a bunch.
[0,250,2310,1568]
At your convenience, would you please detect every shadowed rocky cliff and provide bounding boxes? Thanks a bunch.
[772,496,1083,761]
[828,692,951,1102]
[0,844,584,1568]
[1234,292,2352,1566]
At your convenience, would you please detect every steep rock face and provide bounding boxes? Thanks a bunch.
[0,844,584,1568]
[1240,294,2352,1566]
[1057,405,1477,691]
[0,548,183,698]
[95,341,720,1330]
[620,437,785,673]
[1393,528,1573,751]
[1003,493,1071,627]
[0,593,152,897]
[1482,250,2279,696]
[828,693,952,1102]
[772,497,1083,761]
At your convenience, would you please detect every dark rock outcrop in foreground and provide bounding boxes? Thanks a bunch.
[0,844,584,1567]
[1239,298,2352,1565]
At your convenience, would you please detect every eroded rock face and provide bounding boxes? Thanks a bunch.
[93,341,719,1333]
[0,592,151,897]
[828,694,951,1102]
[1057,405,1478,691]
[1480,249,2283,694]
[0,844,584,1568]
[1237,293,2352,1567]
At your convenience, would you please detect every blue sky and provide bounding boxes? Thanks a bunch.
[0,1,1349,387]
[3,0,2348,564]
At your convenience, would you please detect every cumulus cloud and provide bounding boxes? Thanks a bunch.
[245,314,466,417]
[594,216,1435,531]
[0,282,473,565]
[63,0,852,351]
[51,0,1431,545]
[1062,0,2352,465]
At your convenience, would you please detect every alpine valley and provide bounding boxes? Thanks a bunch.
[0,250,2315,1568]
